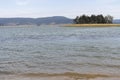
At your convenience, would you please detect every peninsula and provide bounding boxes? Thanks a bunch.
[65,24,120,27]
[65,14,120,27]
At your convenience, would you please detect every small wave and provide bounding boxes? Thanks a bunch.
[86,63,120,69]
[0,47,24,52]
[0,71,14,75]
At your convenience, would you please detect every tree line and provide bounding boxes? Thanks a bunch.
[74,14,113,24]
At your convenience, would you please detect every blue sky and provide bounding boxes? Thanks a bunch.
[0,0,120,19]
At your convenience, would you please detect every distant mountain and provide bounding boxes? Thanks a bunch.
[0,16,119,26]
[113,19,120,24]
[0,16,73,26]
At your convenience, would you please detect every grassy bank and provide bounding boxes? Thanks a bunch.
[64,24,120,27]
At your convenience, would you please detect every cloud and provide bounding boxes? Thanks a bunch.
[15,0,30,6]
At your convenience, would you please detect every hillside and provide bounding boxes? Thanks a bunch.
[0,16,119,26]
[113,19,120,24]
[0,16,73,26]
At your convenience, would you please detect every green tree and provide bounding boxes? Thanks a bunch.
[96,15,106,23]
[74,14,113,24]
[91,15,97,23]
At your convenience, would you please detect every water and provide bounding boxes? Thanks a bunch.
[0,25,120,80]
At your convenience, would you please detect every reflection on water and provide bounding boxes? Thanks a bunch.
[0,26,120,79]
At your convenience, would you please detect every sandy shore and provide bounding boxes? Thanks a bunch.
[0,75,120,80]
[64,24,120,27]
[0,72,120,80]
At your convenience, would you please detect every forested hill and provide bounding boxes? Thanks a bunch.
[0,16,73,26]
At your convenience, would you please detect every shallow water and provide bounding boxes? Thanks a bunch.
[0,25,120,79]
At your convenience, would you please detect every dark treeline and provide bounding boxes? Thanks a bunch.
[74,14,113,24]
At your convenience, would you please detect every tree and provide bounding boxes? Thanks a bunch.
[83,15,91,24]
[80,15,87,24]
[74,14,113,24]
[97,15,106,23]
[91,15,97,23]
[78,15,91,24]
[105,15,113,23]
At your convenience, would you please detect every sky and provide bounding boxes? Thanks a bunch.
[0,0,120,19]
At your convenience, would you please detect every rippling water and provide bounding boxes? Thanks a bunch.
[0,25,120,79]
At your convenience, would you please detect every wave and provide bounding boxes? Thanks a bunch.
[0,71,14,75]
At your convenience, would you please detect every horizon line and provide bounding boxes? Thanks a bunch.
[0,16,119,19]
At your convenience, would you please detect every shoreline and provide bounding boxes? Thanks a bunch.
[1,72,120,80]
[64,24,120,27]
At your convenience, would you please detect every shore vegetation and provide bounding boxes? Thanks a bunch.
[74,14,113,24]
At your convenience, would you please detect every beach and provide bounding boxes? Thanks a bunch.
[0,73,120,80]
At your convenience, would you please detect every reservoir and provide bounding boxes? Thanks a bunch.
[0,25,120,80]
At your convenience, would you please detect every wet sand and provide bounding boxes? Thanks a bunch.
[1,76,120,80]
[1,73,120,80]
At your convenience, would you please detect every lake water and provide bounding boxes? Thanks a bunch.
[0,25,120,80]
